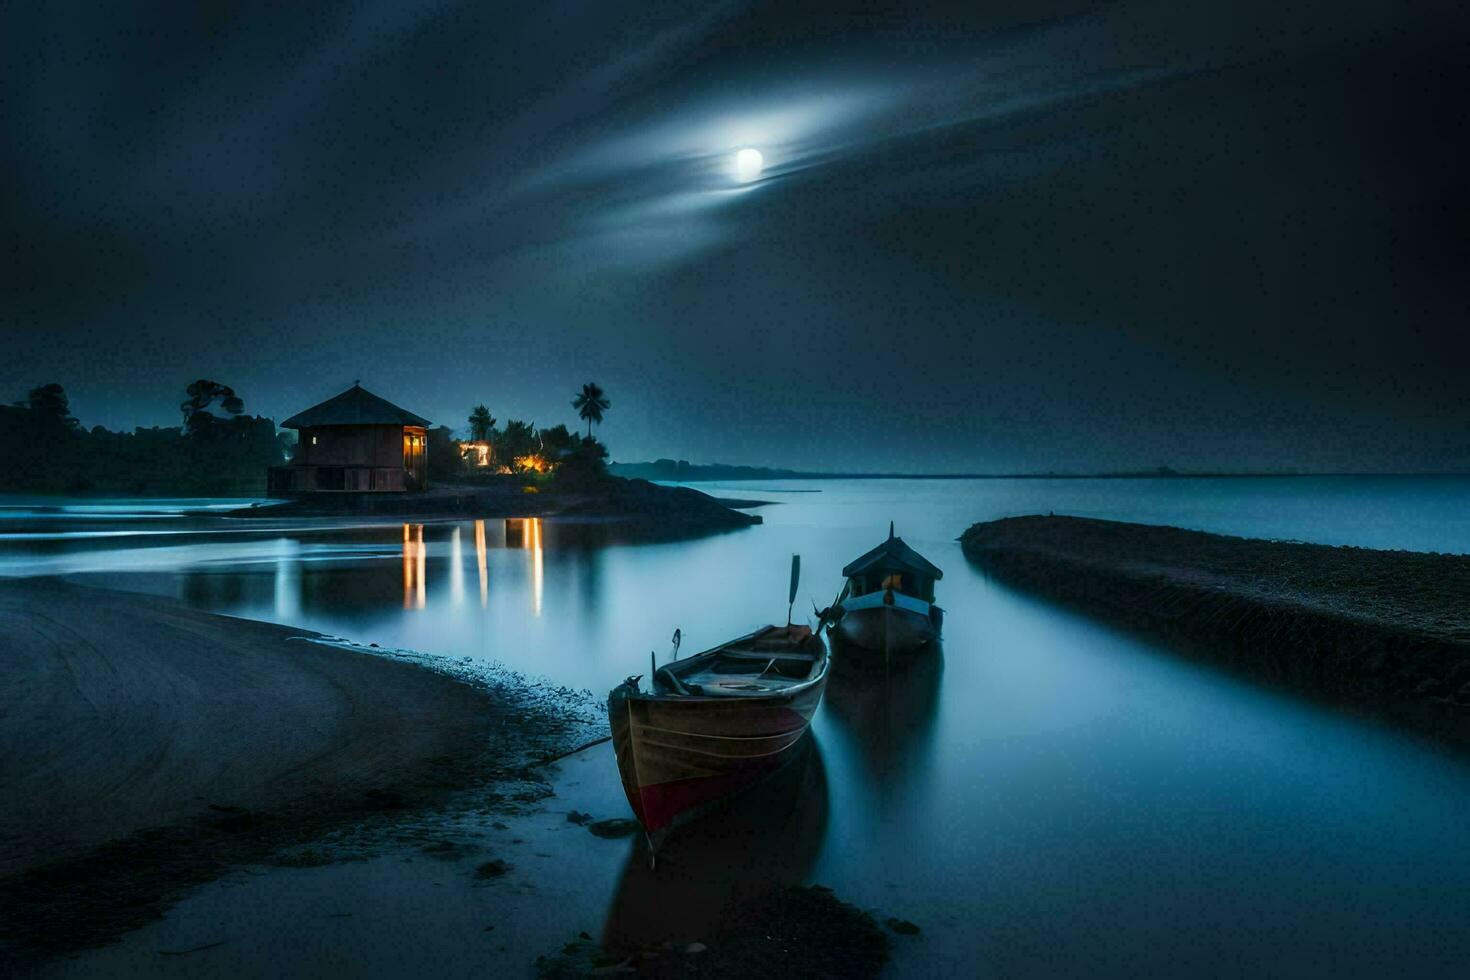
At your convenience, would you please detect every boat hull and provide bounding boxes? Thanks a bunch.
[600,738,828,948]
[835,603,939,657]
[609,675,825,836]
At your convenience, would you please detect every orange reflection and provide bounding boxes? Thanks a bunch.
[503,518,544,616]
[531,517,543,617]
[402,523,413,609]
[402,522,427,610]
[474,519,488,609]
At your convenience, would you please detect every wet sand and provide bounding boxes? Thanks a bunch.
[0,577,496,878]
[0,577,598,964]
[38,743,901,980]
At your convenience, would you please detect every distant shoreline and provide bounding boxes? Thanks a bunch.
[1,472,1465,503]
[610,461,1470,483]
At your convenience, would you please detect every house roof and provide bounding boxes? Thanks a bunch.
[279,384,431,429]
[842,524,944,580]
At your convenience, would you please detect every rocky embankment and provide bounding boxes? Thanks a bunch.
[230,476,760,534]
[961,516,1470,746]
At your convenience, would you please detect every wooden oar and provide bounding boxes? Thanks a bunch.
[786,553,800,627]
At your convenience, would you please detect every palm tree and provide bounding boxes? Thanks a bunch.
[572,382,610,438]
[467,405,495,442]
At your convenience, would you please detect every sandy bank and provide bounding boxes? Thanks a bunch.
[961,516,1470,745]
[0,578,492,878]
[0,578,596,963]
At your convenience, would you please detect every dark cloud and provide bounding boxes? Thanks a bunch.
[4,1,1467,470]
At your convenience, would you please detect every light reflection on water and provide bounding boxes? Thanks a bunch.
[4,477,1470,975]
[389,518,545,618]
[475,519,489,608]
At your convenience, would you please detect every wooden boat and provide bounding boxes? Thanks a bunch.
[829,523,944,659]
[609,623,828,844]
[608,558,829,845]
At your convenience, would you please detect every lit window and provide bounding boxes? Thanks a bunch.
[311,436,318,445]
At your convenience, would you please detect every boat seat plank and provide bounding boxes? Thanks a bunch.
[717,649,818,662]
[678,672,807,695]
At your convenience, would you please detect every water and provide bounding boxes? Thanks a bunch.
[5,477,1470,976]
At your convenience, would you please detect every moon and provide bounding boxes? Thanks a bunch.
[733,147,764,182]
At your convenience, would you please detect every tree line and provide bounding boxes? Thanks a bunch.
[461,382,611,483]
[0,379,614,495]
[0,381,290,495]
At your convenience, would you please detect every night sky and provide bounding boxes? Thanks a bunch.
[5,2,1467,472]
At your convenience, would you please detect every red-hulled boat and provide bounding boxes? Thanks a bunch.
[608,558,829,846]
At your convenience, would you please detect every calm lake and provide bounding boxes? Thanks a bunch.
[5,476,1470,976]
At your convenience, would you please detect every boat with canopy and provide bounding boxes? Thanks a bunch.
[828,522,944,659]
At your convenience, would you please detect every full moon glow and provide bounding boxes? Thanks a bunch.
[734,147,764,182]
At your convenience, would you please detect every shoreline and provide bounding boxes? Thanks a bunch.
[39,741,899,980]
[229,476,762,532]
[0,578,897,977]
[0,577,602,966]
[960,516,1470,749]
[610,463,1470,482]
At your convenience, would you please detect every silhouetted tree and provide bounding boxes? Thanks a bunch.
[26,383,79,433]
[556,435,610,487]
[427,425,464,484]
[174,381,284,491]
[467,405,495,442]
[538,423,578,459]
[572,382,610,438]
[180,380,245,439]
[499,419,539,471]
[1,384,82,489]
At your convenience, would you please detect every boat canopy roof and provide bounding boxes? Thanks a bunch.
[842,526,944,580]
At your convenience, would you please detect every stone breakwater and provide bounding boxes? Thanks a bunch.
[960,515,1470,747]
